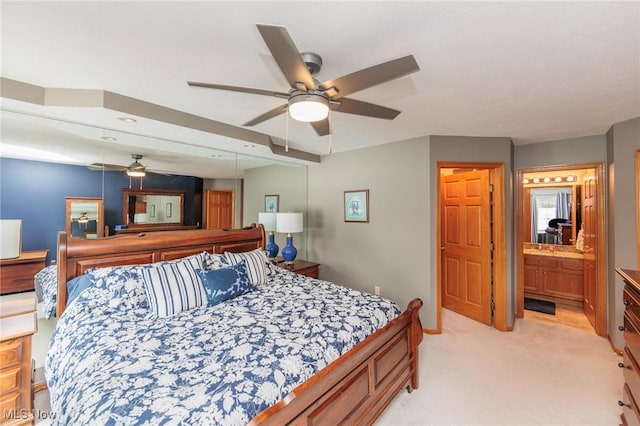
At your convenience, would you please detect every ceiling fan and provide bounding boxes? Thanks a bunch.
[188,24,420,137]
[88,154,153,177]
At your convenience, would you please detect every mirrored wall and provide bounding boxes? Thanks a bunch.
[1,108,308,257]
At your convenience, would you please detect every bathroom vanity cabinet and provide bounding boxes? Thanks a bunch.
[523,252,584,302]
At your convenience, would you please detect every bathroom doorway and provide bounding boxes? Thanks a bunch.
[516,163,606,335]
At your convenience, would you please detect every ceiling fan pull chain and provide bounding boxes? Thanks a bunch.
[285,107,289,152]
[328,109,333,154]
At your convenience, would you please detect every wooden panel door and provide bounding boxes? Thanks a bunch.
[441,170,492,325]
[205,190,233,230]
[583,177,597,328]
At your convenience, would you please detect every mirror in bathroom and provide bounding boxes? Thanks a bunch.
[521,171,585,246]
[526,186,578,245]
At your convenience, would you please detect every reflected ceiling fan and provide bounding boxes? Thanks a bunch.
[188,24,420,136]
[88,154,160,177]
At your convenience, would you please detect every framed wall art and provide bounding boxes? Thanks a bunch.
[265,194,279,213]
[344,189,369,223]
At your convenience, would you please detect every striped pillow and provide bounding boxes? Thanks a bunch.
[140,260,206,317]
[224,249,269,286]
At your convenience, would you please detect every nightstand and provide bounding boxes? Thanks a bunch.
[0,295,37,425]
[277,259,320,279]
[0,250,48,295]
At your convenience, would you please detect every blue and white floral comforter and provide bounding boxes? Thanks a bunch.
[46,266,400,425]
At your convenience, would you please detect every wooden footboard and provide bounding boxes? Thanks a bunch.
[249,298,423,426]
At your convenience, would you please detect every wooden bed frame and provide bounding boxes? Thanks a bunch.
[56,225,423,425]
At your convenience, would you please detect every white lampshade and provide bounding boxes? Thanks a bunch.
[276,213,303,234]
[258,212,277,232]
[0,219,22,259]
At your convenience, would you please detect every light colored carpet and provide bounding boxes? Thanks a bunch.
[35,309,622,425]
[376,309,623,426]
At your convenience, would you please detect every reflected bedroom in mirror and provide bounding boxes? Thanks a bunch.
[65,197,104,239]
[120,188,190,233]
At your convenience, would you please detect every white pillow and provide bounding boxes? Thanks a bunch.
[140,260,206,317]
[224,249,269,286]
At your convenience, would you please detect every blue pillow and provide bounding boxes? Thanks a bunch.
[66,274,94,307]
[196,260,254,306]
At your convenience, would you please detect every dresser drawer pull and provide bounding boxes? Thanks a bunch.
[620,325,626,331]
[619,400,631,408]
[624,300,632,306]
[619,362,631,369]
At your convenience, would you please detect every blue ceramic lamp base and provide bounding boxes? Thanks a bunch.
[281,234,297,264]
[265,232,279,258]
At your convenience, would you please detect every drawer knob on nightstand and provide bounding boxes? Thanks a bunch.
[619,325,626,332]
[619,400,631,408]
[619,362,631,369]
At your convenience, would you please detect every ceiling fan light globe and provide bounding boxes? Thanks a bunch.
[288,94,329,122]
[126,169,146,177]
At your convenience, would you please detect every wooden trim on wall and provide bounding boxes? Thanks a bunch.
[436,161,508,332]
[636,151,640,269]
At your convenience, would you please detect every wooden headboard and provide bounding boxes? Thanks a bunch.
[56,225,265,316]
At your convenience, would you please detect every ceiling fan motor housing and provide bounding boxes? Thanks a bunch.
[301,52,322,75]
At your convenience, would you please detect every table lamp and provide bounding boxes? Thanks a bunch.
[276,212,303,264]
[258,212,278,258]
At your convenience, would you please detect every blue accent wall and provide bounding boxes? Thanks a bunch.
[0,158,203,264]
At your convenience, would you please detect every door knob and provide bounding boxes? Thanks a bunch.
[619,325,626,332]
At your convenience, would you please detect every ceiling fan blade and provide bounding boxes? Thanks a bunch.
[256,24,316,91]
[243,104,288,126]
[187,81,289,98]
[88,163,126,171]
[333,97,401,120]
[310,118,330,136]
[319,55,419,99]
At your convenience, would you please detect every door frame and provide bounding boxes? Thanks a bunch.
[204,189,235,230]
[516,162,607,336]
[436,161,508,332]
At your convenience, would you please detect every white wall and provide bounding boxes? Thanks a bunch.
[308,137,432,326]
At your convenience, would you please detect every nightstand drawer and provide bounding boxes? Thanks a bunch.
[0,390,23,420]
[277,259,320,279]
[0,367,22,395]
[0,339,24,369]
[295,266,318,279]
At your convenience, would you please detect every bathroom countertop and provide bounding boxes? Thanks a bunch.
[523,248,584,259]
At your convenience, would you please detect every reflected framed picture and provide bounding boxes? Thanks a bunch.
[344,189,369,223]
[166,203,172,218]
[265,194,279,213]
[150,205,156,218]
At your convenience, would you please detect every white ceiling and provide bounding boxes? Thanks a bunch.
[1,1,639,178]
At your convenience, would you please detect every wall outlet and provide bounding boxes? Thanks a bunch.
[374,286,381,296]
